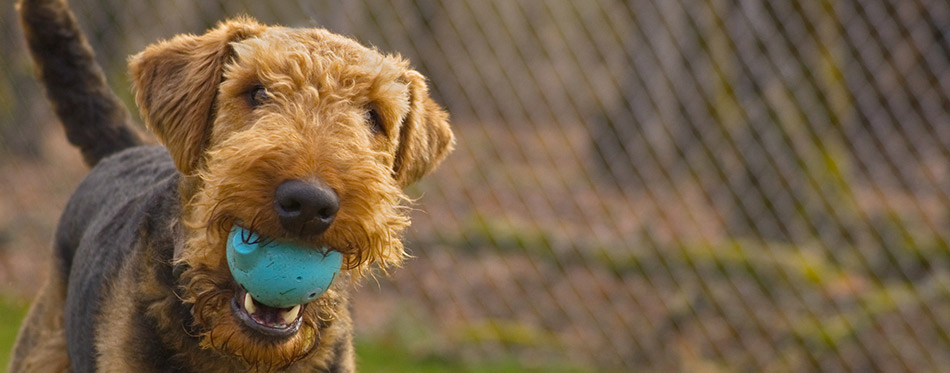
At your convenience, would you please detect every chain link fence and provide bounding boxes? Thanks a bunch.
[2,0,949,371]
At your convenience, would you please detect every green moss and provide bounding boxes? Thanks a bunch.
[456,319,558,348]
[0,296,30,373]
[794,314,856,352]
[602,238,853,291]
[460,214,554,256]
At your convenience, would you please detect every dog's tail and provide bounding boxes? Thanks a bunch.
[17,0,143,167]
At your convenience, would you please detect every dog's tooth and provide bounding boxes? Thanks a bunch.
[282,304,301,325]
[244,292,257,315]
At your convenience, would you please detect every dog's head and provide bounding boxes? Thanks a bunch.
[129,17,453,369]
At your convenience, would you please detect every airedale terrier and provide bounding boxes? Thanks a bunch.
[10,0,453,371]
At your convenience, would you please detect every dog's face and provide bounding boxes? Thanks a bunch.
[129,18,452,369]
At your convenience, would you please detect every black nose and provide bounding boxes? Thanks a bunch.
[274,179,339,237]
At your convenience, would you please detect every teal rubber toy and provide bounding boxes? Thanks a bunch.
[226,226,342,308]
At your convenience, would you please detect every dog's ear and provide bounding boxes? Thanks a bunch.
[129,18,265,175]
[393,71,454,187]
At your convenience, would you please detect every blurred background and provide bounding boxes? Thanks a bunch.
[2,0,949,371]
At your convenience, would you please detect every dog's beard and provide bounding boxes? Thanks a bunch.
[181,265,321,370]
[172,166,407,371]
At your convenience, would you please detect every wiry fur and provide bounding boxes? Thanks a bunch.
[10,0,454,371]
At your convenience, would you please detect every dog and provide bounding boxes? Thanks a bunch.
[10,0,453,371]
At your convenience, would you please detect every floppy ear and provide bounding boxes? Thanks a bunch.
[129,18,265,175]
[393,71,455,187]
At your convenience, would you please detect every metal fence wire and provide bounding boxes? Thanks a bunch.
[1,0,949,371]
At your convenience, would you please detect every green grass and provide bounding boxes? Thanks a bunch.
[356,339,588,373]
[0,296,29,373]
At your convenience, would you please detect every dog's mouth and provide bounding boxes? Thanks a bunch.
[223,225,343,339]
[231,287,305,338]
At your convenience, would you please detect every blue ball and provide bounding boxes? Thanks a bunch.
[226,226,342,308]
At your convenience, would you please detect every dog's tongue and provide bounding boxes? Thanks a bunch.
[226,226,342,308]
[243,291,301,328]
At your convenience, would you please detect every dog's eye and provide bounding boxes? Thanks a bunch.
[247,86,269,108]
[364,108,384,135]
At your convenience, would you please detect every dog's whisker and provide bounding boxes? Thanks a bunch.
[243,209,273,245]
[205,195,241,230]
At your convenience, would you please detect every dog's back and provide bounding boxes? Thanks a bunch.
[17,0,143,166]
[11,144,182,371]
[56,146,180,371]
